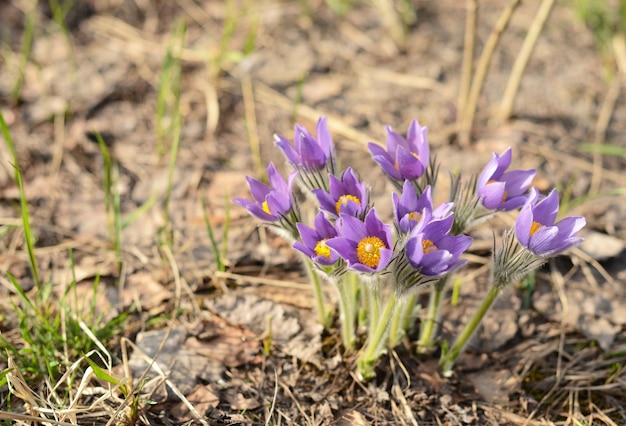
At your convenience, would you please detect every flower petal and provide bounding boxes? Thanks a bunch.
[245,177,270,204]
[316,117,333,156]
[274,134,301,165]
[500,169,536,197]
[529,225,560,255]
[533,189,560,226]
[479,181,506,209]
[396,145,425,180]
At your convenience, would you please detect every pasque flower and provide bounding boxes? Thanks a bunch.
[368,119,430,181]
[313,168,369,218]
[232,162,297,222]
[477,148,536,211]
[275,117,335,171]
[326,209,393,273]
[393,182,453,234]
[294,212,340,266]
[515,188,585,256]
[405,214,472,276]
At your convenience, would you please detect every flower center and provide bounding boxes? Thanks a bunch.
[408,211,422,222]
[262,200,271,214]
[422,239,438,253]
[314,239,331,259]
[529,221,543,236]
[356,236,386,268]
[335,194,361,214]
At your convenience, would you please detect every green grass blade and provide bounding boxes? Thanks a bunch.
[201,197,224,272]
[221,192,231,264]
[579,142,626,158]
[0,368,10,388]
[94,131,122,268]
[560,187,626,214]
[5,272,37,314]
[0,111,41,290]
[122,192,158,229]
[11,0,36,101]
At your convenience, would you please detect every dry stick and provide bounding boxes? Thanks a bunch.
[459,0,521,147]
[456,0,478,137]
[497,0,556,124]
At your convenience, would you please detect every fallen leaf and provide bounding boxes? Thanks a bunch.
[169,384,219,420]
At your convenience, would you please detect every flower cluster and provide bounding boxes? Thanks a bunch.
[234,116,585,380]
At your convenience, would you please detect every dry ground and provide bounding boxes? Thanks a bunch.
[1,0,626,424]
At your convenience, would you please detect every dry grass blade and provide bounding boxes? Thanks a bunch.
[242,73,263,178]
[264,369,279,426]
[457,0,477,135]
[214,270,313,291]
[85,16,209,63]
[0,411,78,426]
[497,0,556,124]
[357,64,450,93]
[254,82,374,146]
[460,0,522,146]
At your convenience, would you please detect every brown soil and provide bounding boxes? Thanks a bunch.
[1,0,626,424]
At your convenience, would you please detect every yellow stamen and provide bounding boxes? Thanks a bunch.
[529,221,543,236]
[422,239,438,253]
[262,201,271,214]
[408,211,422,222]
[335,194,361,214]
[314,239,331,259]
[356,236,387,268]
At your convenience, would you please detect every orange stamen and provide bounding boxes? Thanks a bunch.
[356,236,387,268]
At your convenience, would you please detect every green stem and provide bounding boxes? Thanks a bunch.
[303,258,330,328]
[358,279,371,328]
[368,281,381,330]
[389,291,417,349]
[439,285,500,376]
[336,273,357,351]
[358,292,398,381]
[388,300,403,349]
[416,284,444,354]
[401,293,418,331]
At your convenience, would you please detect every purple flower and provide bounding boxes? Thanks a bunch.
[274,117,335,171]
[312,168,368,218]
[515,188,585,256]
[326,209,393,273]
[233,162,296,222]
[392,182,453,234]
[405,214,472,276]
[293,212,339,266]
[368,119,430,181]
[477,148,536,211]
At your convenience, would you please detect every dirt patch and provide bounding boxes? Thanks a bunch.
[1,0,625,424]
